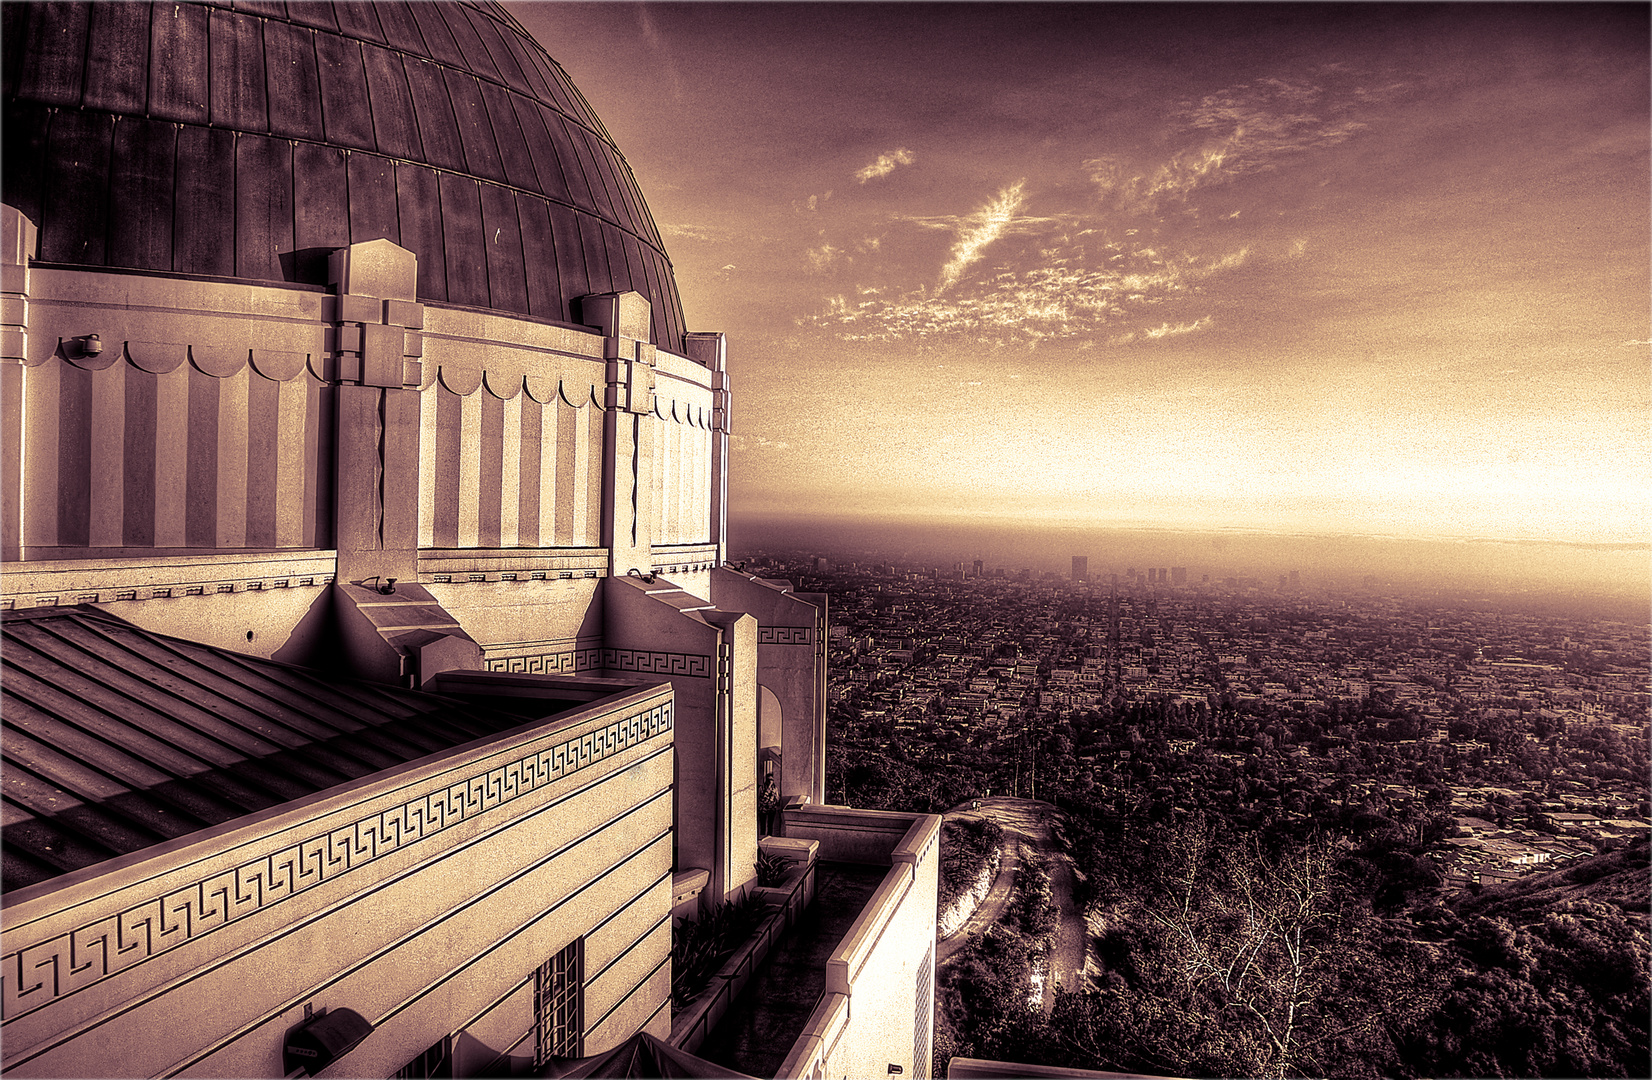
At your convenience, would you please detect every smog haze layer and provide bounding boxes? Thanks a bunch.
[732,510,1650,618]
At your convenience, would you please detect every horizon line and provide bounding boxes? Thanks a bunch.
[728,508,1652,554]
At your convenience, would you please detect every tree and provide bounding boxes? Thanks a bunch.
[1072,819,1443,1079]
[1144,828,1341,1078]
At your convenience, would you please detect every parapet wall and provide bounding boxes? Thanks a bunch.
[777,807,940,1080]
[782,804,938,866]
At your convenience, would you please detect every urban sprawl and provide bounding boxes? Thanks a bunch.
[750,553,1650,890]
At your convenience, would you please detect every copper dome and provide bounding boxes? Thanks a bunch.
[2,0,687,349]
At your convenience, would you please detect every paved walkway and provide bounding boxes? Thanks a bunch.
[696,863,888,1078]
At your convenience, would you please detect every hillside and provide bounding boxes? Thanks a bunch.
[1454,835,1651,927]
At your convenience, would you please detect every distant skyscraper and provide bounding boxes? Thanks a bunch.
[1159,567,1169,583]
[1072,556,1088,581]
[973,559,984,577]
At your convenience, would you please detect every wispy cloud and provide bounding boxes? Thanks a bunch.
[662,223,728,242]
[1144,317,1214,339]
[634,7,686,104]
[809,239,1248,346]
[855,148,916,183]
[937,182,1026,294]
[806,240,843,272]
[806,73,1383,347]
[729,433,791,452]
[1085,76,1374,213]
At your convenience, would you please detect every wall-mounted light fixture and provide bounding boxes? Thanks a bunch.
[283,1007,373,1077]
[64,334,102,359]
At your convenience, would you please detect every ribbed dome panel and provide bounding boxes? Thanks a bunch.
[1,1,686,350]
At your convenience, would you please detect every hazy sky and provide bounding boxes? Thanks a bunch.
[516,2,1650,545]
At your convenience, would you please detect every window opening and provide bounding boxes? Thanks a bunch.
[394,1034,453,1079]
[535,938,583,1064]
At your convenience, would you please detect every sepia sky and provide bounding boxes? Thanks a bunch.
[517,2,1650,545]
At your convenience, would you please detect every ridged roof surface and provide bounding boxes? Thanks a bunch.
[1,1,687,350]
[0,606,543,895]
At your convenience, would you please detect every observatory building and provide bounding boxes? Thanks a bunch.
[0,3,938,1077]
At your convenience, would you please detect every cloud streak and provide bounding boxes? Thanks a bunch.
[855,148,916,183]
[662,223,728,242]
[1144,317,1214,339]
[937,181,1026,294]
[810,240,1249,346]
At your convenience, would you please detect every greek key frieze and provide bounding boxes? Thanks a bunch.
[483,647,603,675]
[0,701,671,1022]
[599,649,712,678]
[756,625,815,646]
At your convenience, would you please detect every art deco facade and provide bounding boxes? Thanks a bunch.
[0,3,936,1076]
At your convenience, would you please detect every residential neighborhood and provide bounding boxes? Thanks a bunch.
[745,552,1649,890]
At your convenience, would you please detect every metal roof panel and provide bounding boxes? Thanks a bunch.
[0,608,558,893]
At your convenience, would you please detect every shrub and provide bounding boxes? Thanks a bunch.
[670,891,770,1008]
[755,848,790,887]
[940,817,1004,909]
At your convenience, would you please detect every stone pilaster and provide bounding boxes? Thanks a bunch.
[327,240,425,587]
[683,332,729,566]
[0,206,37,561]
[581,292,656,578]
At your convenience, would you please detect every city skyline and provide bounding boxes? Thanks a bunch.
[524,2,1649,547]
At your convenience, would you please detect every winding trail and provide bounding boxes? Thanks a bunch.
[935,796,1087,1010]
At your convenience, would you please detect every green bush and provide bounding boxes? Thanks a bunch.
[754,848,790,887]
[940,817,1004,909]
[670,891,770,1009]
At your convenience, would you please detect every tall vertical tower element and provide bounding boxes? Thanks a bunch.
[0,4,937,1078]
[1072,555,1088,581]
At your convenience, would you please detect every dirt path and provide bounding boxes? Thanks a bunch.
[1043,847,1086,1008]
[935,797,1087,1010]
[938,837,1022,963]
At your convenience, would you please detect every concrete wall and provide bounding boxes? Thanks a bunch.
[2,231,727,690]
[0,551,336,658]
[777,812,941,1080]
[432,575,605,676]
[8,265,335,557]
[0,685,676,1078]
[2,229,721,609]
[602,576,758,902]
[709,608,759,901]
[710,569,827,803]
[783,804,929,865]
